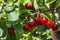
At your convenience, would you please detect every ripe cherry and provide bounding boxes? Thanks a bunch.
[8,27,14,34]
[40,17,48,25]
[46,20,53,28]
[34,17,41,25]
[28,21,36,28]
[23,25,31,31]
[25,3,33,9]
[41,17,48,24]
[52,23,58,31]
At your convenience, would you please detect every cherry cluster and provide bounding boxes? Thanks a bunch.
[23,17,58,31]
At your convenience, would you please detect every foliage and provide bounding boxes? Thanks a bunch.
[0,0,60,40]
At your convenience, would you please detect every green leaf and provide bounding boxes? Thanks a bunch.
[39,6,47,10]
[45,0,50,8]
[14,2,19,7]
[46,30,50,35]
[14,0,21,7]
[40,13,48,18]
[23,0,31,5]
[0,28,3,37]
[45,13,53,20]
[9,21,18,25]
[0,20,7,38]
[19,0,24,4]
[4,5,14,12]
[13,23,23,32]
[37,25,47,33]
[0,0,4,2]
[27,35,33,40]
[56,0,60,7]
[6,33,16,40]
[57,2,60,7]
[47,35,51,39]
[46,30,51,39]
[12,0,17,2]
[46,0,56,4]
[57,21,60,26]
[15,30,23,40]
[37,0,49,9]
[57,9,60,15]
[57,22,60,30]
[7,10,19,21]
[33,0,39,10]
[0,13,3,18]
[42,32,46,35]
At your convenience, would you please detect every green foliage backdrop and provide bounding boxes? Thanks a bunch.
[0,0,60,40]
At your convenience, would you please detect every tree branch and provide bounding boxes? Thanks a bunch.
[30,7,60,16]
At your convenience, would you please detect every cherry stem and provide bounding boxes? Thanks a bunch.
[30,7,60,17]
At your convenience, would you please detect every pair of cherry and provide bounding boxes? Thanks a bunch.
[23,17,58,31]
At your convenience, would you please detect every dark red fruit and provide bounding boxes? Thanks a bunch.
[46,20,54,28]
[25,3,33,9]
[28,21,36,28]
[52,23,58,31]
[8,27,14,34]
[23,25,31,31]
[34,17,41,25]
[41,17,48,24]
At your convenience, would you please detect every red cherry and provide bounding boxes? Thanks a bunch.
[23,25,31,31]
[42,17,48,23]
[40,17,48,25]
[8,27,14,34]
[34,17,42,25]
[46,20,54,28]
[28,21,36,28]
[25,3,33,9]
[52,23,58,31]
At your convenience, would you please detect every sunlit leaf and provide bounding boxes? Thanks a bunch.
[0,20,7,38]
[0,28,3,37]
[33,0,39,10]
[56,0,60,7]
[4,5,14,12]
[0,0,4,2]
[46,0,56,4]
[23,0,31,5]
[7,10,19,21]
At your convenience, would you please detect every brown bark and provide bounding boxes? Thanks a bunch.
[50,29,58,40]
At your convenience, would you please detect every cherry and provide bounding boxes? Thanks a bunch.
[39,17,48,25]
[25,3,33,9]
[34,17,42,25]
[23,25,31,31]
[8,27,14,34]
[52,23,58,31]
[28,21,36,28]
[46,20,54,28]
[41,17,48,24]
